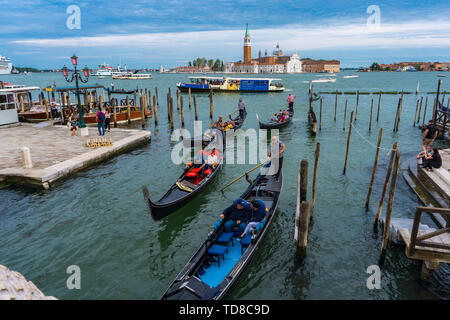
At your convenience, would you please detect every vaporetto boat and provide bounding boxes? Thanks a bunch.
[177,76,284,93]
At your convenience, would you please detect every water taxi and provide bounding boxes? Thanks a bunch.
[311,77,336,83]
[177,76,284,93]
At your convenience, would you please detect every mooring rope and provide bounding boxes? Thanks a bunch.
[350,123,394,156]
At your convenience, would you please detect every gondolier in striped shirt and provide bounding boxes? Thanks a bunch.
[237,98,247,119]
[287,93,295,112]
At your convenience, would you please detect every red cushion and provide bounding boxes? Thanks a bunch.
[186,172,197,178]
[204,169,212,175]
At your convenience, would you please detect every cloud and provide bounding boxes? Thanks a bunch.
[10,19,450,54]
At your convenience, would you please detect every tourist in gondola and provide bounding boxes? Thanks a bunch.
[238,98,247,118]
[210,115,224,129]
[240,199,267,238]
[192,150,208,176]
[206,148,219,170]
[220,198,251,233]
[267,135,286,181]
[287,93,296,112]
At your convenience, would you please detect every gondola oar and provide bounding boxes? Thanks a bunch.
[219,161,268,192]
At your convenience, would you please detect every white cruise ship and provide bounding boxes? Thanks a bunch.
[0,55,13,75]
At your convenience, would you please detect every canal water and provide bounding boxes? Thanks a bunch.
[0,71,449,299]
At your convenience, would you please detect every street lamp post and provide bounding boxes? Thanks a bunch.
[62,54,90,128]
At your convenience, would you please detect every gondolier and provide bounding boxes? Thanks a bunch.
[238,98,247,118]
[287,93,295,112]
[267,136,285,181]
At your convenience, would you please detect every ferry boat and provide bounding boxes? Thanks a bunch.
[0,55,13,75]
[177,76,284,93]
[93,63,131,77]
[342,75,359,79]
[112,73,152,80]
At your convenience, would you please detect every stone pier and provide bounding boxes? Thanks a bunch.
[0,123,151,189]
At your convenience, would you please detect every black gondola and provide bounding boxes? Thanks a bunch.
[257,106,294,129]
[160,167,282,300]
[142,146,223,220]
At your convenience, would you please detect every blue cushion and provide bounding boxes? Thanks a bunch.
[207,244,228,256]
[217,232,233,244]
[241,234,252,247]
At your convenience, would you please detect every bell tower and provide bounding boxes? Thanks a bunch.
[243,23,251,64]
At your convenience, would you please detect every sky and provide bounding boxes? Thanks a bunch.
[1,0,450,69]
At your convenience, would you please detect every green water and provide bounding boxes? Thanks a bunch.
[0,71,448,299]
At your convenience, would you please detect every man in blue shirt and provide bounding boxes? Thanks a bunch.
[220,198,251,233]
[240,199,267,238]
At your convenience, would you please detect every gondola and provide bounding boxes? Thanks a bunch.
[257,106,294,129]
[308,107,317,134]
[183,111,247,148]
[142,146,223,220]
[160,167,282,300]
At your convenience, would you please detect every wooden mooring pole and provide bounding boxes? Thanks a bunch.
[176,89,180,111]
[343,100,348,130]
[300,159,308,202]
[194,96,198,121]
[379,148,402,265]
[365,128,383,209]
[369,98,373,131]
[153,95,158,126]
[355,90,359,121]
[155,87,159,106]
[422,96,428,128]
[334,90,338,121]
[343,111,354,175]
[413,99,419,127]
[376,91,382,122]
[209,89,214,119]
[180,95,185,127]
[417,96,423,124]
[374,142,398,228]
[319,98,322,130]
[188,88,192,109]
[310,143,320,220]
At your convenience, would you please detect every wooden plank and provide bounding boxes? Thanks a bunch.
[399,228,450,256]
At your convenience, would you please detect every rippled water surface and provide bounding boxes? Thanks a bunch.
[0,71,448,299]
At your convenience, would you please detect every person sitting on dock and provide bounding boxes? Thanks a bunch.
[69,116,77,136]
[240,199,268,238]
[417,145,433,165]
[220,198,251,233]
[422,147,442,172]
[422,119,439,152]
[286,93,296,112]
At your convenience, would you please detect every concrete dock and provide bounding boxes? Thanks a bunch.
[0,123,150,189]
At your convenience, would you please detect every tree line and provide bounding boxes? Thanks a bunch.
[188,58,224,71]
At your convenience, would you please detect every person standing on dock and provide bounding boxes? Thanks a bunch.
[96,107,106,136]
[238,98,247,119]
[422,119,439,152]
[286,93,296,112]
[267,135,286,181]
[110,82,115,91]
[104,108,111,133]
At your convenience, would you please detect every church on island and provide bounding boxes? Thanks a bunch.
[224,24,340,74]
[224,24,302,74]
